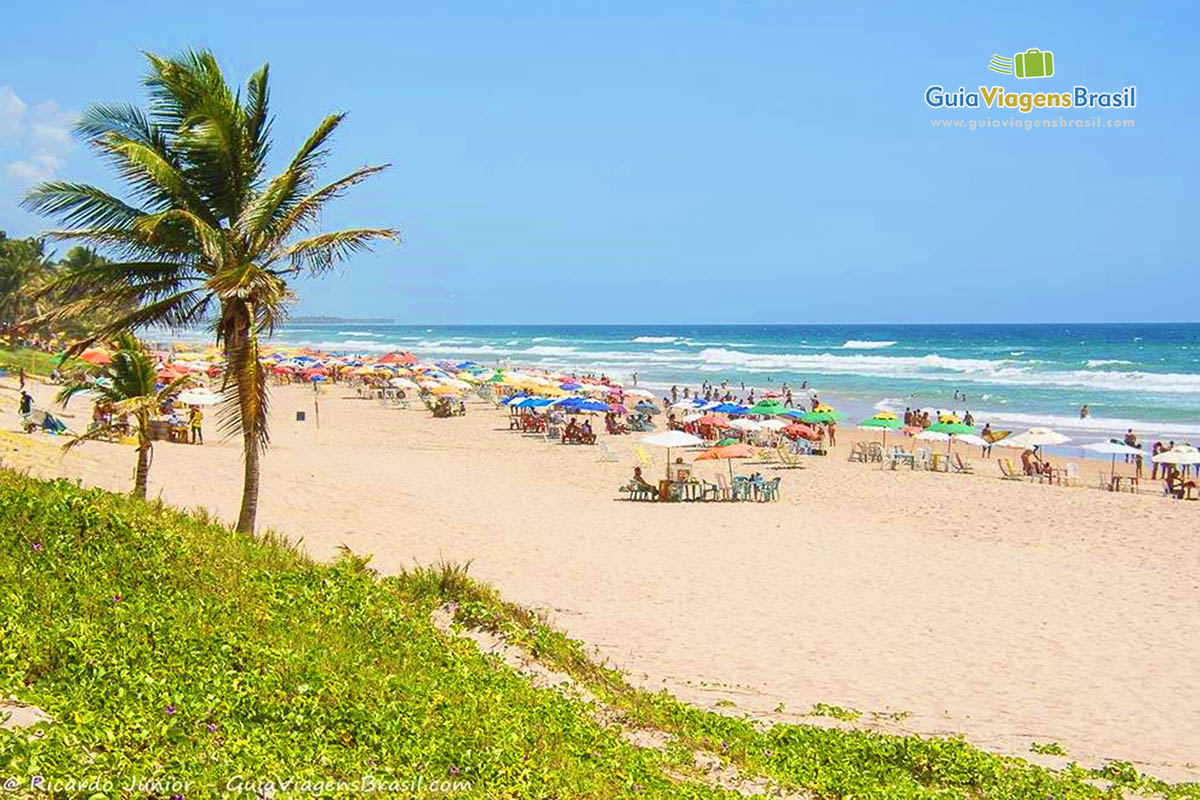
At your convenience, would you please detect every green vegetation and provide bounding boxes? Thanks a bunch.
[1032,741,1068,756]
[24,49,398,535]
[807,703,862,722]
[0,231,112,346]
[2,471,1198,798]
[0,346,62,377]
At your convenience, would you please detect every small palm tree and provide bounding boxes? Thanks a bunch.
[57,332,193,498]
[24,50,398,532]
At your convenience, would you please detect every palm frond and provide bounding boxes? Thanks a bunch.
[21,182,148,229]
[277,228,400,275]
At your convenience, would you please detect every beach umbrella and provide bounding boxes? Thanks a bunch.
[782,423,821,441]
[634,401,660,415]
[389,377,419,390]
[640,430,705,478]
[1152,444,1200,466]
[682,411,706,423]
[730,419,761,432]
[626,388,655,398]
[177,388,222,406]
[799,408,843,424]
[747,399,787,417]
[712,403,750,415]
[571,399,609,412]
[858,412,903,448]
[714,436,740,447]
[80,347,112,365]
[997,427,1072,449]
[925,421,976,435]
[379,351,417,365]
[759,419,787,431]
[695,443,758,482]
[953,434,989,448]
[1082,440,1145,478]
[696,414,732,428]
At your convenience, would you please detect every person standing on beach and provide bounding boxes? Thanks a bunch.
[632,372,638,387]
[1080,404,1090,419]
[188,405,204,444]
[1124,429,1138,462]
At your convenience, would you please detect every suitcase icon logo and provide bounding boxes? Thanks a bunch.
[988,48,1055,79]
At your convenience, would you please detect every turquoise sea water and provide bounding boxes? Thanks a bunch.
[242,322,1200,441]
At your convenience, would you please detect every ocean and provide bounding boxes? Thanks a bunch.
[217,322,1200,443]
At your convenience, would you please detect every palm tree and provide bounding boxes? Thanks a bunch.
[23,50,398,533]
[0,233,54,343]
[57,332,193,499]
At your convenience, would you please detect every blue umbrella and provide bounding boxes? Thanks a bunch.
[712,403,749,415]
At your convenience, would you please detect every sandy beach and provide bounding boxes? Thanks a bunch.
[6,376,1198,781]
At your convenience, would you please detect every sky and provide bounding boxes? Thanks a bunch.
[1,0,1197,324]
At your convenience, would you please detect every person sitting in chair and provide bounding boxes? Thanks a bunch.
[620,466,658,496]
[1165,465,1197,499]
[579,419,596,444]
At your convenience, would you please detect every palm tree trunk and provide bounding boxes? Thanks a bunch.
[134,411,151,499]
[226,300,264,535]
[236,433,261,534]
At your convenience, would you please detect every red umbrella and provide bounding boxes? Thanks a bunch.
[697,414,732,428]
[608,402,627,415]
[379,351,417,365]
[782,423,822,441]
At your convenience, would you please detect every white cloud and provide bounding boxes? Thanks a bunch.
[0,86,28,143]
[0,86,77,188]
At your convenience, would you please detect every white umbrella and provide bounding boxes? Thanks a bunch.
[641,431,704,448]
[640,430,704,478]
[953,434,989,448]
[177,388,222,406]
[625,388,655,398]
[682,412,705,423]
[995,427,1072,448]
[729,419,761,432]
[1082,440,1146,479]
[389,377,419,390]
[1153,445,1200,465]
[914,430,949,442]
[759,419,787,431]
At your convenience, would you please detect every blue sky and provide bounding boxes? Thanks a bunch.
[1,1,1196,323]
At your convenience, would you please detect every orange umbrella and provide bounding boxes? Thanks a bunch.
[80,347,111,365]
[695,443,758,480]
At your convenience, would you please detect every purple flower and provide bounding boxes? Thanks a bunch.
[165,705,176,715]
[448,765,461,777]
[206,722,217,733]
[113,594,123,603]
[31,542,42,552]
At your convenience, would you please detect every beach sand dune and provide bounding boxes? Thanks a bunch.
[7,380,1199,780]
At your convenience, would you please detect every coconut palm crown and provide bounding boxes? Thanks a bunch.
[24,50,398,532]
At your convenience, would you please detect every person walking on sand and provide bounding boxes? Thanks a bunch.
[980,422,994,457]
[18,367,26,390]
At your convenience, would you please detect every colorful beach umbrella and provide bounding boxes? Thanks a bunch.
[747,399,787,417]
[80,347,112,365]
[695,443,758,481]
